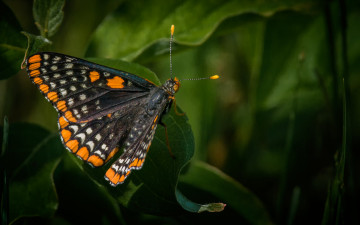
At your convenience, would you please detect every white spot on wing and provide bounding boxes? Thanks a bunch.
[69,125,79,133]
[79,94,86,100]
[81,105,88,113]
[65,63,74,68]
[75,133,86,144]
[68,98,74,106]
[86,127,93,134]
[59,88,67,96]
[87,141,95,151]
[50,82,56,88]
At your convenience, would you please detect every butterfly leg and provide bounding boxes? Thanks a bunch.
[159,120,176,159]
[172,98,185,116]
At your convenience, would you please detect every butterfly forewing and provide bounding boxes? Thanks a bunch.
[26,52,155,123]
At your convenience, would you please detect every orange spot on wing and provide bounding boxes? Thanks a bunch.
[57,100,67,111]
[88,155,104,167]
[128,158,138,169]
[58,116,69,128]
[33,77,43,84]
[65,111,77,122]
[39,84,49,93]
[119,175,126,183]
[107,76,124,89]
[28,54,41,63]
[105,168,120,184]
[47,92,59,102]
[66,140,79,153]
[89,71,100,82]
[105,168,115,178]
[77,147,89,159]
[29,62,41,70]
[105,147,119,163]
[136,159,144,167]
[30,70,40,77]
[107,113,112,118]
[61,129,72,142]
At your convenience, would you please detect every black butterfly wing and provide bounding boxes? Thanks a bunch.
[105,107,163,186]
[57,103,138,167]
[26,52,156,167]
[26,52,156,123]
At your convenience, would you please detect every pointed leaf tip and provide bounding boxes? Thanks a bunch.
[199,203,226,213]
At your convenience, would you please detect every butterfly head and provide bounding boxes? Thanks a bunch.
[163,77,180,95]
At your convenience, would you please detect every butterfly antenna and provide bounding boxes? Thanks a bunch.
[181,75,220,81]
[170,24,174,78]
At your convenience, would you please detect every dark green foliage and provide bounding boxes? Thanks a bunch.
[0,2,27,80]
[0,0,359,224]
[33,0,65,38]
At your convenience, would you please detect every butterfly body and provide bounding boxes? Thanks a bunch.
[26,52,180,186]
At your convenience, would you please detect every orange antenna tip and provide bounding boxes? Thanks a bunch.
[171,25,175,36]
[210,75,220,80]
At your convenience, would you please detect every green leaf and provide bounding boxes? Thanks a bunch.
[21,32,52,65]
[0,2,27,80]
[33,0,65,37]
[87,0,319,61]
[5,123,64,223]
[179,161,273,224]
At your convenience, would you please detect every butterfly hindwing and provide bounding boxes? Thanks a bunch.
[105,110,161,186]
[57,106,137,167]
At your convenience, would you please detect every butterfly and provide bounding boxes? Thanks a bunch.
[25,51,181,186]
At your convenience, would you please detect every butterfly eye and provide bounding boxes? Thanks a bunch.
[173,83,179,93]
[173,77,180,93]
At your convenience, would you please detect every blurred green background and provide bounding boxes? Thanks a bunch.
[1,0,359,224]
